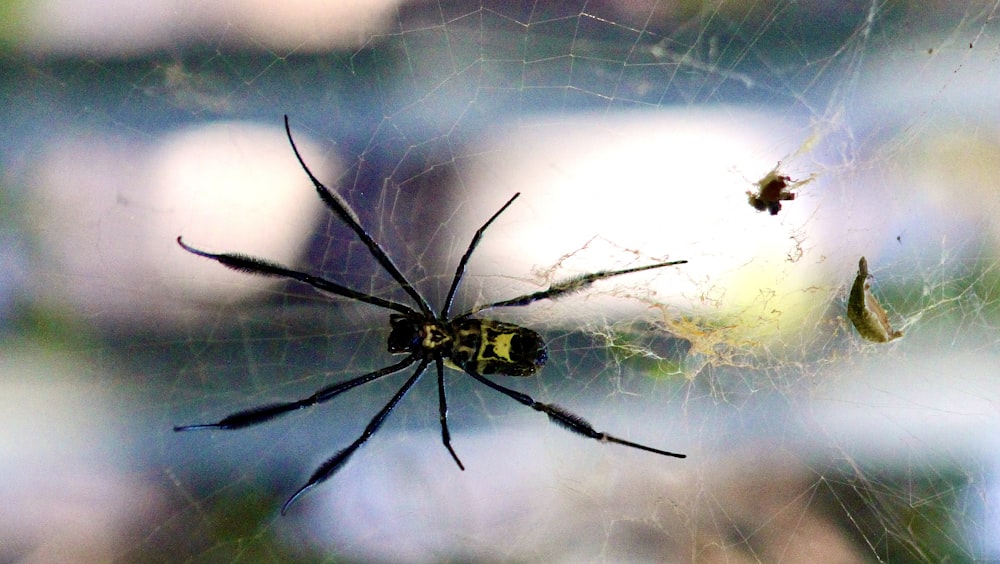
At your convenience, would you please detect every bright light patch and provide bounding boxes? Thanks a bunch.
[152,121,332,302]
[27,121,334,322]
[460,110,833,344]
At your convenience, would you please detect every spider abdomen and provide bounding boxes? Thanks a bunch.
[449,319,547,377]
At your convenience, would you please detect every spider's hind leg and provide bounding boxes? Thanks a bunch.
[463,369,685,459]
[464,259,687,316]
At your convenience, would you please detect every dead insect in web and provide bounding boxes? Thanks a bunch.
[747,164,804,215]
[847,256,903,343]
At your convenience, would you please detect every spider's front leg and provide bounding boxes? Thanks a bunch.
[281,357,430,514]
[173,356,419,431]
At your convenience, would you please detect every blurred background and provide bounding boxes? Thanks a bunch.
[3,0,999,561]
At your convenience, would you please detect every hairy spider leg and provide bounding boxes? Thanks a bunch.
[462,259,688,316]
[175,237,416,315]
[464,369,686,459]
[434,357,464,470]
[281,357,430,515]
[174,355,419,431]
[440,192,521,319]
[284,115,434,317]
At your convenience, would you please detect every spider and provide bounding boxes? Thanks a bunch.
[175,115,688,514]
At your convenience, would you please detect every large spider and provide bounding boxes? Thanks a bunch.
[175,116,688,514]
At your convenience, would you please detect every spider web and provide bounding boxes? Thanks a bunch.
[4,0,1000,561]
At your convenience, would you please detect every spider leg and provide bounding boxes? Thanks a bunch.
[440,193,520,319]
[177,237,416,316]
[174,355,419,431]
[281,357,430,515]
[464,369,685,459]
[463,259,687,316]
[283,115,434,317]
[435,357,465,470]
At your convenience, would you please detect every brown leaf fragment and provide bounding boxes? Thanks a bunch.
[847,257,903,343]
